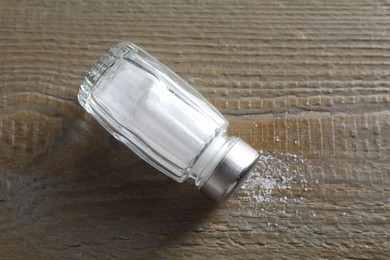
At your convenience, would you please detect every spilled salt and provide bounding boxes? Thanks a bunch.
[241,176,276,202]
[238,152,308,203]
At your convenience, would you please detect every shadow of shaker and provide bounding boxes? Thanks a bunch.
[50,127,218,251]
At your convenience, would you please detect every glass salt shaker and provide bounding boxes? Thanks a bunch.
[78,42,259,202]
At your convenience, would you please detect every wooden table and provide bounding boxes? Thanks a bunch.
[1,0,389,258]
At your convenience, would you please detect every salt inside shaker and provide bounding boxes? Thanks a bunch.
[78,42,259,202]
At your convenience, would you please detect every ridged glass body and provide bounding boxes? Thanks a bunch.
[78,43,237,185]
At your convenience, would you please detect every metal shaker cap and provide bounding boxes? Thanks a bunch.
[200,139,259,203]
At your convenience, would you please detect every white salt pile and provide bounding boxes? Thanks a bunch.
[239,151,308,203]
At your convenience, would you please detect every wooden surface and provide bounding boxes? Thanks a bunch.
[1,0,389,258]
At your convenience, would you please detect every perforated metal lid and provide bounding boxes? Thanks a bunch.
[200,139,259,203]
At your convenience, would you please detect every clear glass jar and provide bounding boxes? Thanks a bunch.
[78,42,259,202]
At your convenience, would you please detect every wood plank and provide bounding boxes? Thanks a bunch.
[0,0,389,258]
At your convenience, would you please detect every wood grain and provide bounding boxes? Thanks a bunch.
[1,0,389,258]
